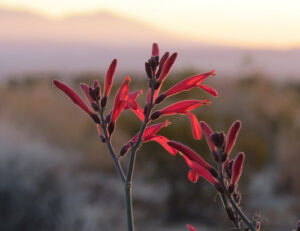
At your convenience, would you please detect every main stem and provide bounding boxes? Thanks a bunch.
[124,79,156,231]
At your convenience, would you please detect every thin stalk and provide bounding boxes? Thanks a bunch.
[124,78,156,231]
[218,154,255,231]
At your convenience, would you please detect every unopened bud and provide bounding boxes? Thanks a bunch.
[209,168,218,178]
[155,94,166,104]
[91,102,99,111]
[101,96,107,108]
[221,153,228,162]
[150,111,161,120]
[100,135,106,143]
[214,182,224,193]
[90,113,100,124]
[105,114,111,124]
[154,81,161,90]
[212,151,219,162]
[94,86,100,99]
[108,122,115,134]
[145,62,152,79]
[89,87,97,101]
[143,104,149,116]
[210,131,226,148]
[120,144,130,156]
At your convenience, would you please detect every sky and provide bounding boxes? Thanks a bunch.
[1,0,300,49]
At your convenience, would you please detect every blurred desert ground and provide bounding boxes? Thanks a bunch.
[0,6,300,231]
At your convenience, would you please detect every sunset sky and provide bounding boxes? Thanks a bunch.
[1,0,300,49]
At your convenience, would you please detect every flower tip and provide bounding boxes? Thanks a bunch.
[152,43,160,57]
[210,69,216,76]
[186,224,197,231]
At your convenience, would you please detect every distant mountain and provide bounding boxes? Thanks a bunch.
[0,8,299,81]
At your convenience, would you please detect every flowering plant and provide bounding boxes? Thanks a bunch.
[53,43,298,231]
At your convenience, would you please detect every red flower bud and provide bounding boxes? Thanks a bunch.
[104,59,117,97]
[152,43,159,57]
[231,152,245,187]
[225,120,241,155]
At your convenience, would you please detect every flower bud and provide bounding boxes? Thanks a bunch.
[120,144,130,156]
[214,182,224,193]
[89,87,97,101]
[145,62,152,79]
[150,111,161,120]
[210,131,226,149]
[101,96,107,108]
[91,102,99,111]
[100,135,106,143]
[155,94,166,104]
[143,104,149,116]
[90,113,100,124]
[108,122,115,135]
[154,81,161,90]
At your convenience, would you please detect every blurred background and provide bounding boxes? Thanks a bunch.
[0,0,299,230]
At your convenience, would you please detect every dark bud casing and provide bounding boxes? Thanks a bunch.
[228,183,235,194]
[91,102,99,111]
[105,114,111,124]
[209,168,218,178]
[145,62,152,79]
[210,131,226,148]
[100,135,106,143]
[94,86,100,100]
[90,113,100,124]
[120,144,130,156]
[214,182,224,193]
[108,122,115,135]
[154,81,161,90]
[221,153,228,162]
[212,151,219,162]
[155,94,166,104]
[143,104,149,116]
[226,207,236,221]
[101,96,107,108]
[89,87,97,101]
[150,111,161,120]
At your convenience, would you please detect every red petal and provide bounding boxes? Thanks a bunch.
[104,59,117,97]
[129,106,145,121]
[152,43,160,57]
[200,121,216,152]
[158,52,178,82]
[186,224,197,231]
[225,120,241,155]
[163,70,215,97]
[124,89,143,110]
[183,155,218,185]
[96,124,101,136]
[186,112,201,140]
[80,83,94,104]
[231,152,245,186]
[145,135,177,155]
[159,52,169,69]
[111,76,131,123]
[188,169,199,183]
[53,80,93,116]
[167,140,213,170]
[158,100,211,115]
[196,84,218,97]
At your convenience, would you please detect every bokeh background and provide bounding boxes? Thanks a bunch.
[0,1,299,230]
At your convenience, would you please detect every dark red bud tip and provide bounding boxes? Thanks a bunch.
[210,131,226,148]
[100,135,106,143]
[101,96,107,108]
[225,207,236,221]
[152,43,160,57]
[120,144,130,156]
[91,102,99,111]
[228,184,235,194]
[150,111,161,120]
[209,168,218,178]
[90,113,100,124]
[108,122,115,135]
[154,81,161,90]
[214,182,224,193]
[155,94,166,104]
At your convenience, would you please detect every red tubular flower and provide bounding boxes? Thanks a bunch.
[186,224,197,231]
[104,59,117,97]
[231,152,245,187]
[224,120,241,155]
[183,155,218,185]
[155,70,217,104]
[167,140,213,171]
[120,120,176,156]
[53,80,99,123]
[188,169,199,183]
[152,43,159,57]
[151,100,210,139]
[200,121,217,152]
[157,52,178,83]
[110,76,131,124]
[124,90,145,121]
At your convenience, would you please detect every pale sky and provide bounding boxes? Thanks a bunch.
[1,0,300,49]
